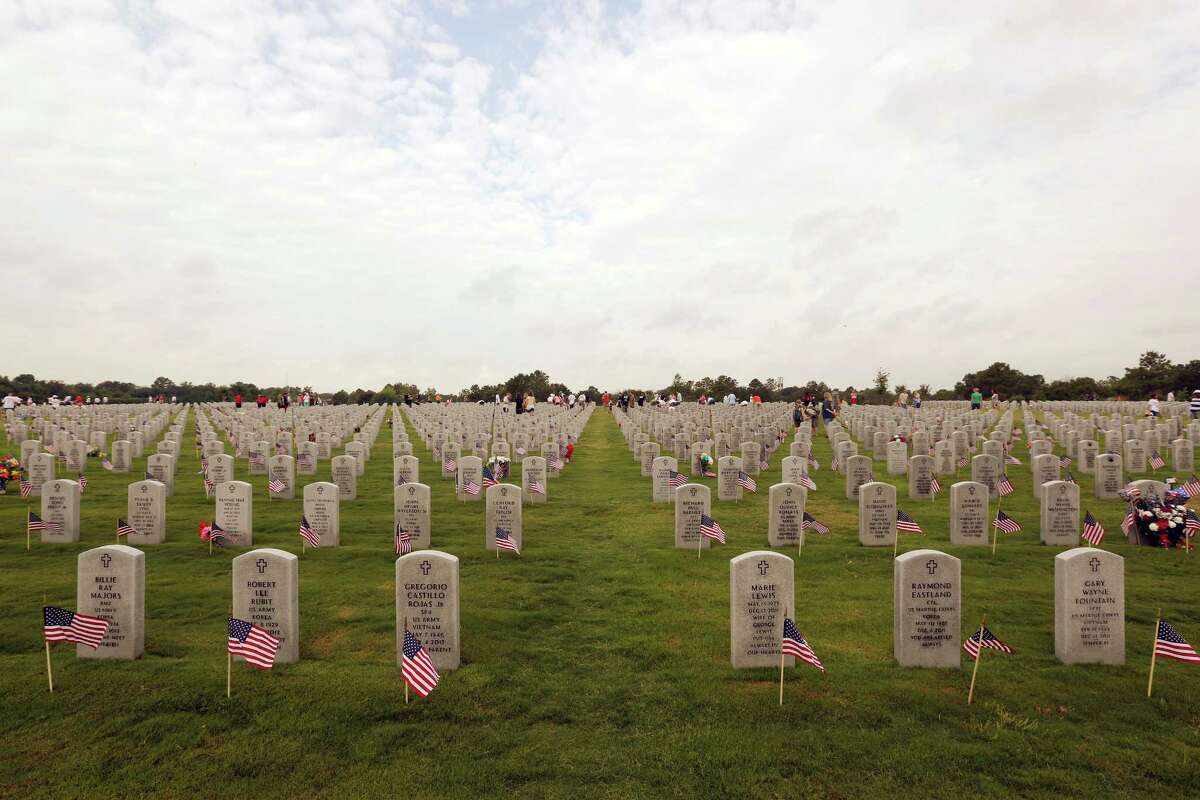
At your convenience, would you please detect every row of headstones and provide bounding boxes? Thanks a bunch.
[59,542,1127,670]
[59,545,463,672]
[731,547,1126,667]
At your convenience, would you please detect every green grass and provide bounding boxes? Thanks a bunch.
[1,408,1198,799]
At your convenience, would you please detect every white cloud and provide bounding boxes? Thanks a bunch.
[2,0,1198,393]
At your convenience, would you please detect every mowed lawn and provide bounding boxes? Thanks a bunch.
[1,408,1198,799]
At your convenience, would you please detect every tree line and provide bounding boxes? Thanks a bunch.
[2,351,1194,406]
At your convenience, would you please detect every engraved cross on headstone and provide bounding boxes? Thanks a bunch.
[926,559,938,575]
[758,560,770,576]
[100,554,112,568]
[420,560,432,575]
[1089,557,1101,573]
[256,558,268,573]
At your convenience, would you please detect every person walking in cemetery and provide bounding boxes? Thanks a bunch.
[2,391,18,411]
[898,389,909,408]
[1190,390,1200,419]
[849,389,858,405]
[821,391,837,425]
[792,400,805,429]
[912,391,922,409]
[234,393,242,409]
[1148,394,1161,417]
[970,387,983,410]
[515,392,526,414]
[1167,391,1175,402]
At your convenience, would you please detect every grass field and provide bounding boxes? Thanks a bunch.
[1,407,1198,799]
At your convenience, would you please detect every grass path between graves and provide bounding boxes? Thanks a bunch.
[1,408,1198,799]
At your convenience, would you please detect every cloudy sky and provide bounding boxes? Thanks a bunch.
[3,1,1198,393]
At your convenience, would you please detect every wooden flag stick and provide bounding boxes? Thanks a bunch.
[779,607,788,706]
[43,593,54,693]
[403,615,409,705]
[967,616,986,705]
[227,602,233,698]
[991,495,1003,557]
[27,509,32,551]
[1147,607,1161,698]
[697,530,703,559]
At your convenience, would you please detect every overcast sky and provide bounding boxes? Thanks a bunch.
[3,1,1198,393]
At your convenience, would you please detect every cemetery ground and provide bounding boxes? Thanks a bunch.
[2,410,1198,799]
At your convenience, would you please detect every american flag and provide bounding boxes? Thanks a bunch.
[781,617,824,672]
[227,617,279,669]
[802,512,830,534]
[956,457,968,468]
[395,523,411,555]
[551,457,565,471]
[896,509,924,535]
[1181,474,1200,498]
[495,527,520,553]
[298,453,314,470]
[759,458,769,471]
[204,477,215,496]
[1186,510,1200,536]
[798,474,816,491]
[1149,450,1165,469]
[699,513,726,544]
[249,451,265,466]
[668,471,687,488]
[462,479,481,496]
[442,455,457,472]
[402,630,441,697]
[482,466,497,488]
[930,476,941,496]
[43,606,109,649]
[199,457,209,475]
[28,512,61,534]
[299,515,319,548]
[703,470,717,477]
[807,454,819,470]
[831,455,841,472]
[77,475,88,492]
[1082,511,1105,546]
[102,458,114,471]
[528,479,546,496]
[116,518,136,538]
[20,479,33,497]
[1122,485,1142,500]
[1121,507,1137,535]
[200,520,227,546]
[1155,620,1200,663]
[268,477,286,494]
[145,470,155,482]
[997,474,1014,497]
[736,471,757,493]
[963,625,1013,659]
[1005,455,1022,465]
[993,510,1022,533]
[1059,456,1073,468]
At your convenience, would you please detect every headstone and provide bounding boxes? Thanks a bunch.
[651,456,677,503]
[394,482,432,550]
[396,550,460,671]
[27,452,55,496]
[740,441,761,475]
[780,455,807,487]
[1173,438,1194,472]
[393,454,419,487]
[893,549,961,668]
[768,483,806,547]
[970,453,1000,499]
[729,551,794,668]
[303,482,340,547]
[908,455,935,500]
[76,545,144,660]
[886,440,908,475]
[344,441,367,476]
[674,483,712,550]
[858,481,896,547]
[126,479,167,544]
[331,454,357,500]
[639,442,660,477]
[1040,480,1080,547]
[232,548,299,664]
[521,456,548,504]
[485,483,522,552]
[844,454,874,500]
[248,442,269,475]
[1123,439,1147,472]
[949,482,989,546]
[717,455,743,501]
[267,455,295,500]
[215,480,253,546]
[1054,548,1124,665]
[457,455,484,502]
[40,479,80,542]
[146,453,175,496]
[1031,453,1060,498]
[1094,453,1123,499]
